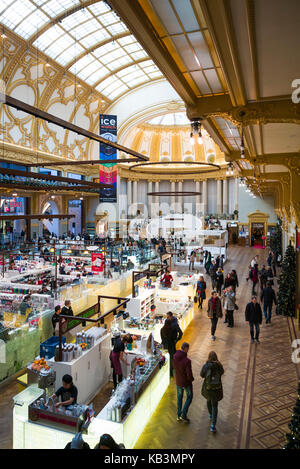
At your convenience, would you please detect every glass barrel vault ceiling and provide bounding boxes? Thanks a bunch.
[0,0,164,100]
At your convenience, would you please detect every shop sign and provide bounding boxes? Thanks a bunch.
[91,252,104,273]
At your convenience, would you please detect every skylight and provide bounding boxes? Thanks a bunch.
[0,0,165,101]
[148,113,190,126]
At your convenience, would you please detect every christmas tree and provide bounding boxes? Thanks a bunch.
[271,223,282,256]
[277,244,296,317]
[283,381,300,449]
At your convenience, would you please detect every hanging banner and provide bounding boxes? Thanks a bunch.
[99,114,117,203]
[91,252,103,273]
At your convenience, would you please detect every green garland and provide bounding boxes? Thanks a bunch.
[277,244,296,317]
[283,381,300,449]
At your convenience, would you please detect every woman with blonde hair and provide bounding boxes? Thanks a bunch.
[200,351,224,433]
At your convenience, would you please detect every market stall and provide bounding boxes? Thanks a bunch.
[12,320,170,448]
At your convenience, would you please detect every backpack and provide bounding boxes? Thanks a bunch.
[205,365,222,391]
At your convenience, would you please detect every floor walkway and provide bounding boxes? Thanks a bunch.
[0,246,299,449]
[135,246,300,449]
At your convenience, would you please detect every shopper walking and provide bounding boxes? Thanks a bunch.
[231,269,239,293]
[209,260,218,290]
[189,250,197,271]
[245,296,263,343]
[207,291,223,341]
[222,286,236,328]
[205,252,212,275]
[173,342,194,423]
[196,275,206,309]
[260,281,277,324]
[249,264,259,295]
[215,268,224,296]
[200,351,224,433]
[224,272,234,290]
[160,319,178,377]
[259,265,268,291]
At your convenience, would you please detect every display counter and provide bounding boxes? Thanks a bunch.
[13,341,170,449]
[114,271,195,342]
[48,329,111,404]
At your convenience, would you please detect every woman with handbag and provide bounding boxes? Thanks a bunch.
[222,286,237,328]
[196,275,206,309]
[200,351,224,433]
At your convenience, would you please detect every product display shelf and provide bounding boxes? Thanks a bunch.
[48,332,111,405]
[126,288,156,320]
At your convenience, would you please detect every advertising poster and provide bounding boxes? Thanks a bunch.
[91,252,104,273]
[99,114,117,203]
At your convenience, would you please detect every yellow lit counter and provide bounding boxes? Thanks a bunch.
[13,355,170,449]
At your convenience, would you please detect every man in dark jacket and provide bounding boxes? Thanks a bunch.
[61,300,74,317]
[207,291,223,341]
[259,265,268,291]
[166,311,183,342]
[245,296,263,343]
[173,342,194,423]
[260,282,277,324]
[209,261,218,289]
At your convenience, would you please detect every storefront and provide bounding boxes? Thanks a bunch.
[0,197,27,244]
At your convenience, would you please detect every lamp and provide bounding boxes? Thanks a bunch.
[226,163,234,176]
[190,119,202,145]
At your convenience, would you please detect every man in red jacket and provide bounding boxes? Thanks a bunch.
[173,342,194,423]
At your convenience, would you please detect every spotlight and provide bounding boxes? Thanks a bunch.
[190,133,194,145]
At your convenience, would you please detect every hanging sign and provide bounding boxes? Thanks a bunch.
[99,114,117,203]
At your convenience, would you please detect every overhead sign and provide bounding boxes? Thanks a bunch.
[99,114,117,203]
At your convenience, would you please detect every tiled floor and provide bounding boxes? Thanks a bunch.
[0,246,299,449]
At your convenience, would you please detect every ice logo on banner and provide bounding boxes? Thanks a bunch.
[0,339,6,364]
[99,114,118,203]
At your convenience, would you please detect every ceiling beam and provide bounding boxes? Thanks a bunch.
[1,93,148,161]
[0,166,111,189]
[186,96,300,125]
[107,0,197,105]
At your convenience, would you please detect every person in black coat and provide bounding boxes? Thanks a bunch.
[200,351,224,433]
[245,296,263,343]
[166,311,183,342]
[160,319,178,378]
[61,300,74,317]
[260,282,277,324]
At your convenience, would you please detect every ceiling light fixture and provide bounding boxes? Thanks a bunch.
[226,163,234,176]
[190,119,202,145]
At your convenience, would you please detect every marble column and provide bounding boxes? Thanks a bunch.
[171,181,176,212]
[178,181,183,213]
[155,181,159,216]
[217,179,222,215]
[202,180,208,215]
[195,181,201,216]
[148,181,152,218]
[133,180,138,216]
[127,179,132,216]
[223,178,228,215]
